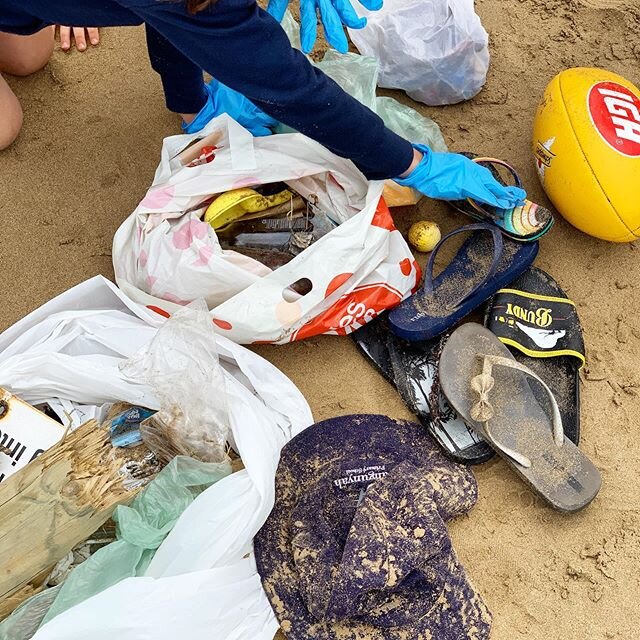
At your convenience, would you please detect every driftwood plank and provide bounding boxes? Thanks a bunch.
[0,419,157,618]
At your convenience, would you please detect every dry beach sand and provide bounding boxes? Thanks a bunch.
[1,0,639,637]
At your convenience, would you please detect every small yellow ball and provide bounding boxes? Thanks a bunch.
[408,221,441,253]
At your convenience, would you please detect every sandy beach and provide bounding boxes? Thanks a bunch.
[1,0,639,637]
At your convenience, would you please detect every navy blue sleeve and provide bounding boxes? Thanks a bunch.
[118,0,414,180]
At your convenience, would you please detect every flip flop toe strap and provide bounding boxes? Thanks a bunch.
[470,354,564,468]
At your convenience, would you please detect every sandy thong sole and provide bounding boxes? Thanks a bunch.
[439,323,600,512]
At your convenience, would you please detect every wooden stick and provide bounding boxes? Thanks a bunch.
[0,419,157,619]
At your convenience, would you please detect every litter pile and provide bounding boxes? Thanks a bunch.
[2,8,626,639]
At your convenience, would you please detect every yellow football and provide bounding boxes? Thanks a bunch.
[533,68,640,242]
[408,221,441,252]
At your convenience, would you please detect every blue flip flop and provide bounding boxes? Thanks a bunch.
[389,223,539,341]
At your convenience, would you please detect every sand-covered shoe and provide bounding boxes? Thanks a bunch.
[353,314,494,465]
[439,323,600,512]
[388,223,538,342]
[450,155,554,242]
[484,267,585,445]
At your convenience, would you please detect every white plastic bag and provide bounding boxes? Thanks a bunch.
[0,276,312,640]
[348,0,490,106]
[112,114,420,345]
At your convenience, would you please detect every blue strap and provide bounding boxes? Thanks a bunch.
[423,223,504,310]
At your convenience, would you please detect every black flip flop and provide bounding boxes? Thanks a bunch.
[353,314,495,465]
[484,267,585,445]
[450,154,554,242]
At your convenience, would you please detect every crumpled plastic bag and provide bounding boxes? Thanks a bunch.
[0,587,60,640]
[42,456,231,624]
[121,302,229,464]
[0,276,312,640]
[0,457,231,640]
[347,0,490,106]
[281,13,448,151]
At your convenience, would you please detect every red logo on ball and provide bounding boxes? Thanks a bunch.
[588,81,640,157]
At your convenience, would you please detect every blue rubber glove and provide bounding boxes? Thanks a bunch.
[267,0,383,54]
[182,79,278,137]
[394,145,527,209]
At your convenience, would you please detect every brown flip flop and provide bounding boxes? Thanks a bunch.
[439,323,601,512]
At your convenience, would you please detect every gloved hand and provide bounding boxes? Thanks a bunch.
[394,145,527,209]
[267,0,382,54]
[183,79,278,137]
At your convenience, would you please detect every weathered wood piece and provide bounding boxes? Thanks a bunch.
[0,419,156,618]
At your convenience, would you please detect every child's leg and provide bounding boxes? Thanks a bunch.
[0,27,55,77]
[0,27,54,149]
[0,74,22,150]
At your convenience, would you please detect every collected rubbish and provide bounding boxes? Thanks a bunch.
[485,267,585,445]
[0,276,312,640]
[0,389,64,484]
[204,186,295,230]
[450,154,554,242]
[254,414,492,639]
[207,183,333,267]
[533,67,640,242]
[388,223,539,342]
[440,323,601,511]
[408,220,441,252]
[122,303,230,465]
[353,315,494,464]
[113,114,420,343]
[109,406,155,449]
[347,0,491,105]
[0,587,63,640]
[42,456,230,626]
[0,418,158,618]
[0,456,231,640]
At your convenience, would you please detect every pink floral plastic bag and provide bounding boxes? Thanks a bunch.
[112,115,420,345]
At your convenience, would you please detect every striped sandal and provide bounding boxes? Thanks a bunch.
[450,154,554,242]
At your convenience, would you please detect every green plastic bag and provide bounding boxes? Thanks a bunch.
[0,455,231,640]
[43,456,231,623]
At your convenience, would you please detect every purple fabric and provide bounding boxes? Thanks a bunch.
[254,414,492,640]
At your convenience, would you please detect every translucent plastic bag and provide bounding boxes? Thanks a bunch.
[348,0,490,106]
[0,457,231,640]
[121,303,229,464]
[0,587,60,640]
[280,13,448,150]
[42,456,231,623]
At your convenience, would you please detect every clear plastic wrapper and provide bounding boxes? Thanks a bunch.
[121,303,230,464]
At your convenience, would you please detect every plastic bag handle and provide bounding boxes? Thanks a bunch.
[227,118,257,172]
